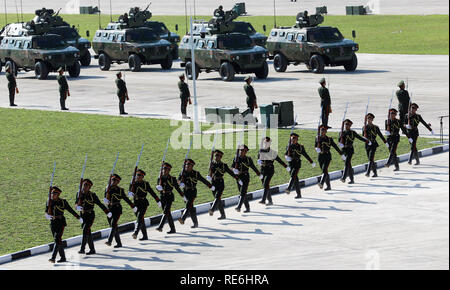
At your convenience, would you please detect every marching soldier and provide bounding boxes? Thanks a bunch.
[315,125,345,191]
[207,150,237,219]
[116,72,129,115]
[258,137,289,205]
[396,80,410,125]
[155,162,184,234]
[45,186,83,263]
[5,64,18,106]
[178,74,191,119]
[103,174,137,248]
[338,119,369,184]
[128,169,161,241]
[75,179,112,255]
[178,159,214,227]
[232,145,260,212]
[404,103,433,165]
[244,76,258,114]
[362,113,388,178]
[385,108,409,171]
[57,67,69,110]
[285,133,315,198]
[318,78,332,127]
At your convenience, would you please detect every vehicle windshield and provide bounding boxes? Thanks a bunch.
[145,22,169,34]
[32,35,67,49]
[233,22,256,34]
[217,34,253,50]
[307,28,344,43]
[46,27,79,40]
[126,29,158,42]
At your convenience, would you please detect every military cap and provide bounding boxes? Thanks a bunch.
[51,186,62,194]
[319,77,326,84]
[239,145,249,151]
[290,133,299,138]
[83,179,93,185]
[179,73,185,78]
[389,108,398,113]
[344,119,353,125]
[397,80,405,87]
[366,113,375,119]
[411,103,419,109]
[116,72,122,77]
[163,162,172,169]
[214,150,224,155]
[112,173,121,180]
[244,76,252,81]
[137,169,146,176]
[319,124,331,130]
[57,67,64,72]
[185,159,195,165]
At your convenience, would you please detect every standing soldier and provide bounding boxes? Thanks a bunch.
[396,80,410,125]
[156,162,185,234]
[385,108,409,171]
[285,133,316,198]
[5,64,18,106]
[244,76,258,115]
[315,125,345,191]
[103,174,137,248]
[45,186,83,263]
[338,119,369,184]
[57,67,69,110]
[258,137,289,205]
[75,179,112,255]
[129,169,162,241]
[404,103,433,165]
[116,72,129,115]
[318,78,332,127]
[178,159,214,227]
[362,113,388,177]
[178,74,191,119]
[207,150,237,219]
[232,145,260,212]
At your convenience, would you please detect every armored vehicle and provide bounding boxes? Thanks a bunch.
[92,7,173,72]
[143,21,180,59]
[267,11,359,74]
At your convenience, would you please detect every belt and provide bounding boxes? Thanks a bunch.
[82,209,94,214]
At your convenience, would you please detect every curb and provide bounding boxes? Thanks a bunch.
[1,144,448,265]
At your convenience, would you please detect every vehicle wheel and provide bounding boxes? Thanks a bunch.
[79,50,91,66]
[68,61,81,77]
[309,54,325,74]
[344,53,358,72]
[273,53,287,72]
[185,61,199,80]
[128,54,142,72]
[255,61,269,79]
[219,62,235,82]
[35,61,49,80]
[98,53,111,71]
[160,54,173,70]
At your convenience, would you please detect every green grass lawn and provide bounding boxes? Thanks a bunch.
[0,108,440,255]
[0,14,448,55]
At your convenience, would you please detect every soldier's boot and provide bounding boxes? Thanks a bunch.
[140,225,148,241]
[365,162,373,177]
[408,151,414,165]
[324,175,331,191]
[294,181,302,199]
[318,174,325,189]
[414,150,420,165]
[106,228,115,245]
[86,236,96,255]
[341,166,348,183]
[217,201,226,219]
[167,215,176,234]
[79,235,87,253]
[57,244,66,262]
[157,214,167,231]
[372,163,378,177]
[394,157,400,171]
[114,230,122,248]
[191,208,199,228]
[50,243,59,261]
[259,189,268,204]
[348,168,355,184]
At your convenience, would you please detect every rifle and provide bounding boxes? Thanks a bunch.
[408,93,413,127]
[105,152,120,201]
[208,133,218,177]
[144,2,152,11]
[339,103,349,144]
[363,97,370,138]
[287,115,298,157]
[129,143,145,194]
[47,162,56,216]
[159,138,171,186]
[317,105,323,150]
[76,154,88,205]
[386,91,394,133]
[180,137,193,184]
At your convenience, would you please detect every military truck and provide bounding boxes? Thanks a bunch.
[1,8,92,66]
[0,14,81,79]
[92,7,173,72]
[143,21,180,59]
[267,11,359,74]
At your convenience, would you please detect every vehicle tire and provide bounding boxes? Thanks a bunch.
[35,61,49,80]
[98,53,111,71]
[160,54,173,70]
[79,50,91,67]
[255,61,269,79]
[273,53,287,72]
[68,61,81,77]
[185,61,199,80]
[128,54,142,72]
[219,62,235,82]
[344,53,358,72]
[309,54,325,74]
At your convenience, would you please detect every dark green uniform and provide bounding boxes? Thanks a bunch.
[404,113,432,165]
[105,186,134,247]
[116,78,128,114]
[130,181,160,240]
[362,124,387,177]
[339,130,367,183]
[156,175,184,233]
[208,161,236,218]
[315,135,342,190]
[258,149,287,204]
[57,74,69,110]
[285,143,314,197]
[178,80,190,117]
[396,88,410,124]
[318,86,331,127]
[385,118,409,170]
[6,72,17,106]
[232,156,260,212]
[244,83,257,114]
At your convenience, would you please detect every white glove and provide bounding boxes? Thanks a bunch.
[385,131,391,136]
[211,186,216,191]
[78,218,83,224]
[133,207,138,213]
[233,168,239,175]
[257,159,262,166]
[385,143,390,148]
[368,141,372,146]
[238,180,243,186]
[76,205,83,211]
[128,191,134,198]
[286,166,291,172]
[179,182,185,189]
[157,201,162,208]
[431,130,435,135]
[408,138,413,144]
[107,212,112,218]
[259,174,264,180]
[285,155,292,162]
[45,213,52,220]
[406,124,412,130]
[103,198,110,205]
[206,175,212,182]
[338,143,344,149]
[315,148,321,153]
[341,155,347,161]
[311,162,316,168]
[183,196,187,202]
[156,185,163,191]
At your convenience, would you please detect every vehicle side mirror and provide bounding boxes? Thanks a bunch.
[352,30,356,38]
[86,30,90,37]
[175,24,179,31]
[263,25,266,32]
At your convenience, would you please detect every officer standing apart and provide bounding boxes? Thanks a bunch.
[178,74,191,119]
[116,72,129,115]
[244,76,258,115]
[5,64,18,107]
[318,78,332,127]
[396,80,410,125]
[57,67,69,110]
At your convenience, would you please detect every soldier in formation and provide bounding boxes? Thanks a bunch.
[385,108,409,171]
[362,113,387,178]
[404,103,433,165]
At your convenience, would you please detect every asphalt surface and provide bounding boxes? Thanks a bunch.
[2,151,448,270]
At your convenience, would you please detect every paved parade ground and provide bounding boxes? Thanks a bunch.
[2,151,448,270]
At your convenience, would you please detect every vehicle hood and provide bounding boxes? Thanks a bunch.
[38,46,80,54]
[130,39,171,48]
[314,38,357,48]
[229,45,268,55]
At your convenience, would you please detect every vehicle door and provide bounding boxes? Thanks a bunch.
[116,33,128,61]
[195,39,207,68]
[205,40,218,68]
[23,40,33,68]
[294,33,308,62]
[284,32,297,61]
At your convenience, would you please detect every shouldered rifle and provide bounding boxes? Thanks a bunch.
[159,138,171,186]
[208,133,218,177]
[180,137,193,183]
[105,152,120,201]
[47,162,56,216]
[363,97,370,138]
[76,154,88,205]
[408,93,413,127]
[129,143,145,193]
[287,115,298,156]
[317,105,323,149]
[386,91,394,132]
[339,103,349,143]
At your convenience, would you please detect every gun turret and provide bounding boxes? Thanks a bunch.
[294,11,324,28]
[208,3,247,34]
[118,6,152,28]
